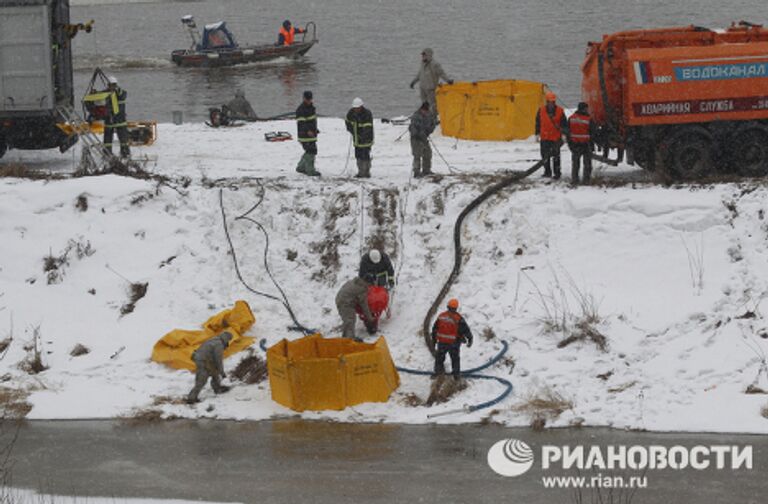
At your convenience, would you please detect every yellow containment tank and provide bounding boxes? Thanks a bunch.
[266,334,400,412]
[436,79,547,141]
[151,300,256,371]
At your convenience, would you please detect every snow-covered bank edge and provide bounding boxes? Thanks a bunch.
[1,119,768,433]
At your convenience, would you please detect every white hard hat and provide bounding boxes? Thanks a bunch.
[352,97,364,108]
[107,75,118,85]
[369,249,381,264]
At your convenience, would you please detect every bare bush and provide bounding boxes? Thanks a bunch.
[513,386,574,423]
[426,376,467,406]
[681,233,705,295]
[42,237,95,284]
[69,344,90,357]
[120,282,148,316]
[21,326,47,375]
[524,267,607,351]
[230,351,268,384]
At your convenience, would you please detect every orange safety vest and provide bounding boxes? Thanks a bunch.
[539,105,565,142]
[435,310,462,344]
[568,112,591,143]
[279,26,296,45]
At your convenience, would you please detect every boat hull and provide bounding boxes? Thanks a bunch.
[171,41,315,68]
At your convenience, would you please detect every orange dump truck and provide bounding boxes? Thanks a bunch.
[582,21,768,178]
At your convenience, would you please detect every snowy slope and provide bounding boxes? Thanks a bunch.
[1,119,768,432]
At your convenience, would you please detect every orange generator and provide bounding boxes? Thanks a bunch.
[582,21,768,178]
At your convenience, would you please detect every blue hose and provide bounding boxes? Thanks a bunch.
[259,338,513,416]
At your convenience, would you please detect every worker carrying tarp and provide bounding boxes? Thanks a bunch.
[436,79,546,141]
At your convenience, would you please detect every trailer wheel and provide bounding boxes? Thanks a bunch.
[661,129,713,179]
[731,127,768,177]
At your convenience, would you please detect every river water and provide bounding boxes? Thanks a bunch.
[68,0,767,122]
[9,420,767,503]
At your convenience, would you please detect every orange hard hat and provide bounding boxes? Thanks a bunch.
[545,91,556,102]
[447,298,459,309]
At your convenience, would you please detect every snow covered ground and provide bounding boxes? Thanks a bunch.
[2,118,768,433]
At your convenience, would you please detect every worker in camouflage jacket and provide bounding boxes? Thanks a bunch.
[345,97,374,178]
[409,48,453,114]
[186,331,233,404]
[336,274,376,340]
[409,102,437,178]
[224,89,259,121]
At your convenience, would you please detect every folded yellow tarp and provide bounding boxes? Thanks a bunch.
[151,300,256,371]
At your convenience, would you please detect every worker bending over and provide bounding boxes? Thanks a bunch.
[187,331,233,404]
[431,298,473,379]
[359,249,394,288]
[336,274,376,340]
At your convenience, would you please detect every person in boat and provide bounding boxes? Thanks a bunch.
[358,249,395,289]
[276,20,306,46]
[223,90,259,121]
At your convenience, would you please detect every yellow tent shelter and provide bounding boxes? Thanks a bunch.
[436,79,546,141]
[266,334,400,412]
[151,300,256,371]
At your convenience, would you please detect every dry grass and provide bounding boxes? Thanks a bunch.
[400,392,424,407]
[482,327,497,341]
[230,352,268,384]
[761,404,768,419]
[0,387,32,419]
[75,194,88,212]
[0,163,61,180]
[69,344,90,357]
[21,326,47,375]
[607,380,638,393]
[120,282,148,316]
[558,320,608,352]
[426,376,468,406]
[513,386,574,422]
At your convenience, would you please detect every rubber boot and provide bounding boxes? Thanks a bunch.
[305,155,321,177]
[412,157,422,178]
[296,153,308,174]
[355,159,365,178]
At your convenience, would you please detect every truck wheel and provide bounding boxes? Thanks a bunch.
[731,127,768,177]
[0,140,5,159]
[661,129,713,180]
